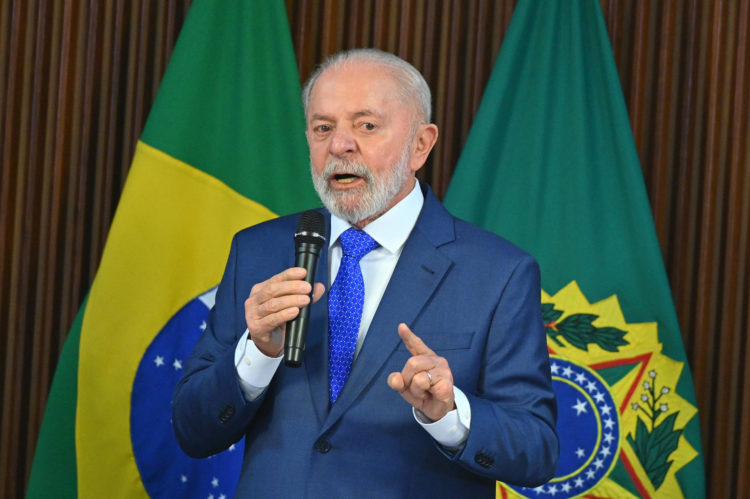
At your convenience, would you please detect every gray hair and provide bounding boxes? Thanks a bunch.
[302,48,432,124]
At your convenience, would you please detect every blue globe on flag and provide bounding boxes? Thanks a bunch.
[509,356,620,498]
[131,287,244,498]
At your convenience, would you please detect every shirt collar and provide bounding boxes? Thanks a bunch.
[329,180,424,254]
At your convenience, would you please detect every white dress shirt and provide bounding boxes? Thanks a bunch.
[234,180,470,448]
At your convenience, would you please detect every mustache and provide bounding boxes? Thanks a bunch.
[321,160,374,183]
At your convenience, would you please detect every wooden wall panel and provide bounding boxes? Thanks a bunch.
[1,0,748,497]
[0,1,192,496]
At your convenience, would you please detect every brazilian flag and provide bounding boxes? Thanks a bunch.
[444,1,705,498]
[27,1,318,497]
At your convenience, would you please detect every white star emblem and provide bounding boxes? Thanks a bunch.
[572,398,588,415]
[561,366,574,377]
[180,475,187,483]
[594,392,606,403]
[604,417,615,429]
[600,404,612,416]
[574,477,585,487]
[200,321,207,331]
[600,446,612,458]
[586,381,598,393]
[604,432,615,444]
[575,447,586,458]
[550,363,560,374]
[154,356,165,367]
[586,468,596,479]
[229,444,236,451]
[547,484,558,495]
[594,457,604,469]
[211,477,219,487]
[575,372,587,384]
[561,482,572,492]
[173,359,183,370]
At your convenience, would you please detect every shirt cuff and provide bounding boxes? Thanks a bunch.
[413,386,471,449]
[234,328,283,401]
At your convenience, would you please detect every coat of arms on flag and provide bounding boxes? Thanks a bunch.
[499,282,699,499]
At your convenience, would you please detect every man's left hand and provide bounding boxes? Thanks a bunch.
[387,323,455,421]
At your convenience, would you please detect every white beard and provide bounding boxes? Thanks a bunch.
[311,139,413,225]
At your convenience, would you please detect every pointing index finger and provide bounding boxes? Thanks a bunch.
[398,323,435,357]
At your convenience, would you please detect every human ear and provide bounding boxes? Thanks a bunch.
[409,123,439,172]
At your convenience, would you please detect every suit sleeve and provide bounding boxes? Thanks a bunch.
[172,234,265,458]
[443,255,559,486]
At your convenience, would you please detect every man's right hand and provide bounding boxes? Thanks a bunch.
[244,267,326,357]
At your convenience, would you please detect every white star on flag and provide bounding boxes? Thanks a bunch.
[572,398,588,415]
[173,359,183,370]
[154,356,164,367]
[211,477,219,487]
[200,321,207,331]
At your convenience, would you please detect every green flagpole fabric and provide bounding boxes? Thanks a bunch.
[26,298,86,498]
[140,0,318,213]
[27,1,315,497]
[444,1,704,497]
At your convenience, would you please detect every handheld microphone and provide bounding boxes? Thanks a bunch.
[284,210,326,367]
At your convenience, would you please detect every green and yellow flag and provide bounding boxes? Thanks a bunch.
[27,1,317,497]
[444,1,704,498]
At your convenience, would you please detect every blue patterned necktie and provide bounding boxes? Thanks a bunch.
[328,228,380,403]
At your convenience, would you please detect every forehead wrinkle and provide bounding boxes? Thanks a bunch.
[308,108,386,123]
[350,108,386,120]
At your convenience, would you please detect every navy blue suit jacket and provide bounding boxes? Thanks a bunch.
[173,184,558,497]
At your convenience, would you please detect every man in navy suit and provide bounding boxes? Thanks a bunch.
[173,48,558,497]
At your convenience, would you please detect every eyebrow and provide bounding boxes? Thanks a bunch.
[309,108,384,122]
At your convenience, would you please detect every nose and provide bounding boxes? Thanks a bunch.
[328,127,356,157]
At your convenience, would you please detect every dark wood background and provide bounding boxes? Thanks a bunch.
[1,1,748,497]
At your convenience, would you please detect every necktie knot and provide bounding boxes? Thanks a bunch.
[339,228,379,260]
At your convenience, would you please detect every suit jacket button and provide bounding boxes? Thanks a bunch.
[218,404,235,423]
[314,437,331,453]
[475,452,493,468]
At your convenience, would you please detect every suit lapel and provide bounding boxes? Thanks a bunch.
[322,187,455,432]
[304,212,331,425]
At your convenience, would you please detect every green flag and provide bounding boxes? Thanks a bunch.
[444,1,704,498]
[27,1,316,497]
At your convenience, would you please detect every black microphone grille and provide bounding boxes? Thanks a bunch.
[294,210,326,245]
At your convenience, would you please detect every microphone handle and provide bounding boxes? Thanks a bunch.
[284,242,322,367]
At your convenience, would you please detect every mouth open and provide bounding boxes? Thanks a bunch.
[332,173,362,184]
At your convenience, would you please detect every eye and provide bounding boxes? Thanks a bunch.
[361,122,376,131]
[313,124,332,134]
